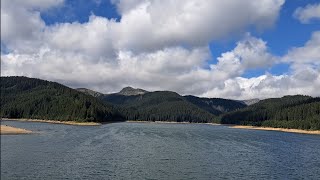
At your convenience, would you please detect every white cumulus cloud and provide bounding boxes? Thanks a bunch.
[3,0,320,99]
[294,3,320,23]
[284,31,320,65]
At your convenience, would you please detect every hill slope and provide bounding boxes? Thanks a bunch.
[100,91,217,123]
[220,95,320,130]
[1,76,120,122]
[184,95,247,115]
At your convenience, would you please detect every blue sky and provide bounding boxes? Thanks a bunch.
[209,0,320,77]
[1,0,320,99]
[41,0,120,24]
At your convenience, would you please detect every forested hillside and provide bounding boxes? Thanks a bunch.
[184,95,246,115]
[220,95,320,130]
[1,76,120,122]
[100,91,217,123]
[2,76,319,130]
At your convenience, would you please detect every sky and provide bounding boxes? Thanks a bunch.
[1,0,320,100]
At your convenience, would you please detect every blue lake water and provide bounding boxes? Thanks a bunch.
[1,121,320,180]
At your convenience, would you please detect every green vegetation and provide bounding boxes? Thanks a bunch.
[220,95,320,130]
[1,76,120,122]
[184,95,246,115]
[2,76,319,130]
[100,91,217,123]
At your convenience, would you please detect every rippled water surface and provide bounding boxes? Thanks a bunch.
[1,121,320,179]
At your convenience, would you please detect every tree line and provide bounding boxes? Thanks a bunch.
[220,95,320,130]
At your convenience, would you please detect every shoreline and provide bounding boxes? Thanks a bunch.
[2,118,319,135]
[126,121,319,135]
[1,118,101,126]
[125,120,221,125]
[231,125,320,135]
[1,125,33,135]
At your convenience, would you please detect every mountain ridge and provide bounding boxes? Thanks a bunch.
[100,90,218,123]
[2,76,319,130]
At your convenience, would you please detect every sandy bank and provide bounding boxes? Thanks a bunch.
[231,125,320,135]
[2,118,101,126]
[1,125,33,135]
[126,120,220,125]
[127,121,319,134]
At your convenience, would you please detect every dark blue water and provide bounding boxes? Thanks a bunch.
[1,121,320,180]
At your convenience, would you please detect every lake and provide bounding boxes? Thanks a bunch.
[1,121,320,179]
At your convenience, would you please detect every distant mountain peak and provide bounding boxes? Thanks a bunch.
[118,86,148,96]
[120,86,135,91]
